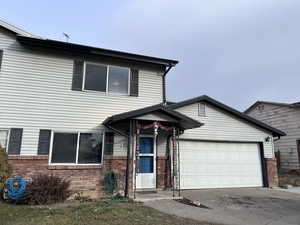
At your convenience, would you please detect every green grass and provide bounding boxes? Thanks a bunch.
[0,201,216,225]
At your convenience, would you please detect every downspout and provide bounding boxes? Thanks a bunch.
[104,123,131,198]
[162,65,173,105]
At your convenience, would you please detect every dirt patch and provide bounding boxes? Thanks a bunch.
[279,169,300,187]
[215,195,256,209]
[175,197,211,209]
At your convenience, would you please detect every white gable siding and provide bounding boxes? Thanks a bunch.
[175,102,275,158]
[135,112,177,122]
[246,103,300,169]
[0,28,163,155]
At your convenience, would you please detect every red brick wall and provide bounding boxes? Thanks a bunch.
[156,157,170,189]
[266,158,279,187]
[8,155,170,197]
[8,156,129,198]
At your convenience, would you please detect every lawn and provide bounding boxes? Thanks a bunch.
[0,201,217,225]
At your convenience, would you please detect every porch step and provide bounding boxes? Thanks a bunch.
[136,191,157,194]
[130,190,183,202]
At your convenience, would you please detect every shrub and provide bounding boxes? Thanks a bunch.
[27,174,72,205]
[0,147,11,199]
[103,171,118,195]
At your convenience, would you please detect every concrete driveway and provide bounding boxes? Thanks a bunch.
[145,188,300,225]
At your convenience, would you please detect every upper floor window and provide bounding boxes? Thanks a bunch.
[84,62,130,95]
[198,103,206,117]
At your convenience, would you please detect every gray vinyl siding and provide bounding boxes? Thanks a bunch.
[246,103,300,169]
[175,102,275,158]
[0,28,163,156]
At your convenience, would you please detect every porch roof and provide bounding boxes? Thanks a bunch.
[103,103,203,130]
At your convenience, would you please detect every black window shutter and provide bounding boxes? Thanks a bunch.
[8,128,23,155]
[130,68,139,97]
[0,50,3,71]
[37,129,51,155]
[72,60,84,91]
[104,132,114,156]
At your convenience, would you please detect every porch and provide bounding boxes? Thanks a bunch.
[102,104,202,198]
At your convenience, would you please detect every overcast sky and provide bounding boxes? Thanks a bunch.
[1,0,299,111]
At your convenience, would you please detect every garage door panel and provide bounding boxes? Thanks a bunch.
[180,141,263,189]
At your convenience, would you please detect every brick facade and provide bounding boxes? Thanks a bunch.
[156,157,170,189]
[8,155,170,198]
[8,156,129,198]
[266,158,279,188]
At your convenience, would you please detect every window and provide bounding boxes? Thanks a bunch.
[198,103,206,117]
[84,63,107,92]
[50,132,104,164]
[84,63,129,94]
[78,133,102,164]
[256,105,264,112]
[51,133,78,163]
[108,66,129,94]
[0,129,9,151]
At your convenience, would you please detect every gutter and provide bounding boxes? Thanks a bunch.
[273,136,281,142]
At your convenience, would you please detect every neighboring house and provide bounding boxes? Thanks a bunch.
[0,20,285,197]
[245,101,300,169]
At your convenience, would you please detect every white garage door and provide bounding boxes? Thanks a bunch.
[180,141,263,189]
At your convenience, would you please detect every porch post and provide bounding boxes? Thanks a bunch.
[134,123,140,199]
[172,127,177,197]
[177,130,181,197]
[124,120,132,198]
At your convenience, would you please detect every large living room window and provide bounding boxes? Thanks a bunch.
[0,129,9,151]
[84,62,130,95]
[50,132,103,165]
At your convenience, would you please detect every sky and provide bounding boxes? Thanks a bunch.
[1,0,299,111]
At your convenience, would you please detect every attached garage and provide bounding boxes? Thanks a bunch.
[179,140,264,189]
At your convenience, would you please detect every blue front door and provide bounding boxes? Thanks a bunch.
[139,137,154,173]
[136,137,156,188]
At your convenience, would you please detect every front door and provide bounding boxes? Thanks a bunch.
[136,136,156,189]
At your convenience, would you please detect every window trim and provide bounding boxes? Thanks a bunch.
[49,131,105,166]
[82,61,131,95]
[0,128,10,152]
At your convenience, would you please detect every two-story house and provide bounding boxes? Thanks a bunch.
[245,101,300,170]
[0,20,285,197]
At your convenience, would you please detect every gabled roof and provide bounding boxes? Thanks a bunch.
[0,18,178,67]
[16,35,178,67]
[103,103,203,130]
[244,100,300,114]
[0,19,41,38]
[168,95,286,137]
